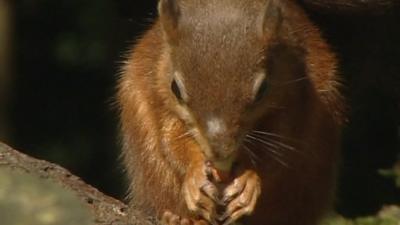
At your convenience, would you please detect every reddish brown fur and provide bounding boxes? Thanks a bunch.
[118,0,345,224]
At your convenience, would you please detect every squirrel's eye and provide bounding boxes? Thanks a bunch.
[254,79,269,103]
[171,79,183,101]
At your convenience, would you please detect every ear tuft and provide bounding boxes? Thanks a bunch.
[158,0,181,43]
[258,0,283,39]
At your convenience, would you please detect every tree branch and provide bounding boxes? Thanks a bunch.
[0,142,156,225]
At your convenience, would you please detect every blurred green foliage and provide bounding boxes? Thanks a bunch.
[379,163,400,189]
[323,209,400,225]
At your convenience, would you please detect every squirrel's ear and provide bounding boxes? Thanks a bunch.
[258,0,283,40]
[158,0,181,44]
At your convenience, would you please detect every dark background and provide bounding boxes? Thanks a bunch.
[0,0,399,218]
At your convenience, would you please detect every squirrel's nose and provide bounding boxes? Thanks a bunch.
[205,116,237,159]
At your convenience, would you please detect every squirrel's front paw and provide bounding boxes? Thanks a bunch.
[182,162,219,225]
[219,170,261,225]
[161,211,209,225]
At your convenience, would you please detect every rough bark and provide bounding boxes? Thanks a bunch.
[0,142,156,225]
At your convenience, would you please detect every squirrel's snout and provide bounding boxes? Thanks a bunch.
[209,142,236,160]
[205,117,241,159]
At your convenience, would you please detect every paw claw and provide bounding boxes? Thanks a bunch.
[183,163,219,223]
[218,212,229,222]
[200,182,219,202]
[162,211,208,225]
[220,170,261,224]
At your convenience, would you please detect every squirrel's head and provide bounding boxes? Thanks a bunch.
[158,0,313,171]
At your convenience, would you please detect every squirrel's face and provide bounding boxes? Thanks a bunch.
[159,0,304,169]
[168,67,271,165]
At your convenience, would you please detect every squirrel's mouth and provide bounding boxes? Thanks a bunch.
[211,151,238,173]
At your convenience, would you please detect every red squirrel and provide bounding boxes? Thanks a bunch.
[117,0,345,224]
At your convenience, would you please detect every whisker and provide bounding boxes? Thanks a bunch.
[251,130,292,140]
[174,131,192,141]
[282,77,309,85]
[251,130,304,145]
[269,153,289,168]
[250,133,300,154]
[243,137,290,169]
[265,137,298,152]
[245,135,291,164]
[242,144,258,168]
[270,77,309,87]
[246,135,285,157]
